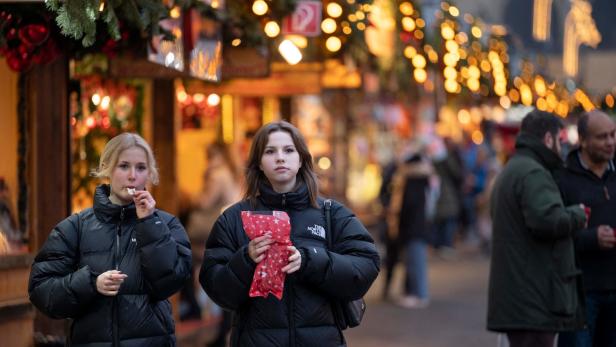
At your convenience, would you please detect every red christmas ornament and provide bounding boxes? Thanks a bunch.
[6,50,30,72]
[18,24,49,46]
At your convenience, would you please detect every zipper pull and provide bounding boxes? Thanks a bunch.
[120,207,125,221]
[604,186,611,200]
[282,194,286,208]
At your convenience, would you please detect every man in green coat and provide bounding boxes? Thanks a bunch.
[487,110,587,347]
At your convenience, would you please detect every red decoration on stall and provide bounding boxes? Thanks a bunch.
[241,211,292,300]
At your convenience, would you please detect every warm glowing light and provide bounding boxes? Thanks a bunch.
[533,0,552,41]
[471,26,482,38]
[534,76,546,96]
[467,79,480,92]
[441,26,455,40]
[231,39,241,46]
[480,60,491,72]
[443,52,459,66]
[286,35,308,48]
[100,96,110,110]
[402,17,416,32]
[416,18,425,28]
[444,79,459,93]
[85,116,96,129]
[91,93,101,106]
[177,90,188,103]
[264,21,280,37]
[494,83,507,97]
[205,93,220,107]
[322,18,337,34]
[414,30,424,39]
[456,32,468,44]
[279,40,303,65]
[536,97,548,111]
[357,22,366,30]
[472,130,484,144]
[445,40,459,52]
[509,89,520,103]
[252,0,269,15]
[404,46,417,59]
[99,1,105,12]
[356,11,365,20]
[399,2,414,16]
[170,6,181,19]
[444,66,457,80]
[458,109,471,124]
[413,68,427,83]
[606,94,615,108]
[468,65,480,79]
[520,84,533,106]
[193,93,205,103]
[500,95,511,109]
[448,6,460,17]
[326,36,342,52]
[318,157,332,170]
[342,26,352,35]
[427,50,439,63]
[575,89,596,112]
[327,3,343,18]
[222,95,233,143]
[412,54,426,68]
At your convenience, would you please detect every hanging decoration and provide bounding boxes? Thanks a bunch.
[0,7,60,72]
[533,0,552,41]
[563,0,601,78]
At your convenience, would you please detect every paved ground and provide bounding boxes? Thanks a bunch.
[184,246,499,347]
[345,248,499,347]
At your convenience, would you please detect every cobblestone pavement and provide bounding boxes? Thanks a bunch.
[345,248,498,347]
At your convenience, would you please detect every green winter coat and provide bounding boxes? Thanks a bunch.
[487,133,586,332]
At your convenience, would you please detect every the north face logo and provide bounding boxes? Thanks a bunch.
[307,224,326,238]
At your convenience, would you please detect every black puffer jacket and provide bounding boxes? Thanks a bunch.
[29,185,192,347]
[200,182,380,347]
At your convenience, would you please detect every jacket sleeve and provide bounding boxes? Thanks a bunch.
[136,212,192,300]
[297,202,380,301]
[199,211,255,311]
[519,168,586,241]
[28,214,98,319]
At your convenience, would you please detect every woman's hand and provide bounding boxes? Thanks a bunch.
[282,246,301,274]
[133,190,156,219]
[248,233,273,263]
[96,270,127,296]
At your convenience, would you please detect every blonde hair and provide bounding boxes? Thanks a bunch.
[92,133,160,185]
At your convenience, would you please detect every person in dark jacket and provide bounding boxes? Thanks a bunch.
[29,133,192,347]
[487,110,587,347]
[556,110,616,347]
[199,121,380,347]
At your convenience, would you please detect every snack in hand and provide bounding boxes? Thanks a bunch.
[241,211,291,300]
[127,188,136,196]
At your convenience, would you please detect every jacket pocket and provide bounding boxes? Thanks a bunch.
[548,270,579,316]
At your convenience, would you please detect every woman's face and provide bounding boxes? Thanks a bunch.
[260,130,301,193]
[109,146,150,205]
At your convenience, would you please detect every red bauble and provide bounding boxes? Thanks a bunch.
[6,50,31,72]
[18,24,49,47]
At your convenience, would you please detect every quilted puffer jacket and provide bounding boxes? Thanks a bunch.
[29,184,192,347]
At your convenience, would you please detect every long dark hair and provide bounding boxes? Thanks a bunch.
[244,121,319,207]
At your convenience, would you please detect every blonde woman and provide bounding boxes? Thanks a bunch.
[29,133,192,346]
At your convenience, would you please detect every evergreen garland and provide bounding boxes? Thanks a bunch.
[45,0,169,47]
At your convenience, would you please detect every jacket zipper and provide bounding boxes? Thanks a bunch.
[282,193,287,209]
[287,278,296,347]
[112,207,125,347]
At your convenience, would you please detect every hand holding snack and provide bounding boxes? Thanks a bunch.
[130,188,155,219]
[248,233,274,263]
[96,270,128,296]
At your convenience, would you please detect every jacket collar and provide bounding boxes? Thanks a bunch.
[515,133,563,171]
[93,184,137,223]
[565,147,616,177]
[257,180,310,210]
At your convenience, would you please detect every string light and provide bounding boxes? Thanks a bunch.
[264,21,280,38]
[252,0,268,16]
[326,36,342,52]
[327,3,343,18]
